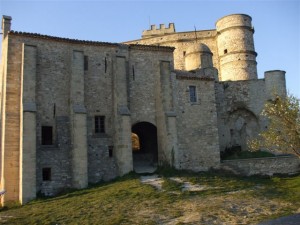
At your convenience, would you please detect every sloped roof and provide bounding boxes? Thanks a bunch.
[8,31,175,52]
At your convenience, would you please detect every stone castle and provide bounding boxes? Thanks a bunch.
[0,14,287,205]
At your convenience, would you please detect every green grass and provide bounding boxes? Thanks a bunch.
[0,170,299,224]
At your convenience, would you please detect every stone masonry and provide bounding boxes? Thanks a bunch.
[0,14,295,206]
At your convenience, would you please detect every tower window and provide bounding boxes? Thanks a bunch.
[189,86,197,103]
[132,65,135,80]
[224,49,228,54]
[42,168,51,181]
[95,116,105,133]
[42,126,53,145]
[183,51,186,57]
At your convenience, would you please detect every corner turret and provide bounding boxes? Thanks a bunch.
[264,70,287,99]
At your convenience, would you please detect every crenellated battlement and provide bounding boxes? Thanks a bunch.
[142,23,175,38]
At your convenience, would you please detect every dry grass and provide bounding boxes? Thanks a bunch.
[0,170,299,224]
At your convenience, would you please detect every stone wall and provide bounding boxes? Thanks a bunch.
[175,75,220,171]
[129,49,171,126]
[124,30,220,75]
[4,33,123,195]
[0,23,22,204]
[2,31,176,200]
[215,71,286,154]
[129,48,176,166]
[222,156,300,176]
[215,79,266,153]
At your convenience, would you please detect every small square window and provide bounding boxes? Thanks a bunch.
[189,86,197,103]
[224,49,228,54]
[42,126,53,145]
[42,168,51,181]
[95,116,105,133]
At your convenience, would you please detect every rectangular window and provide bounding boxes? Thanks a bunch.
[42,168,51,181]
[95,116,105,133]
[108,146,113,157]
[189,86,197,103]
[42,126,53,145]
[132,65,135,80]
[84,55,88,71]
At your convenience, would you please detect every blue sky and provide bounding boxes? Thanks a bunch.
[1,0,299,97]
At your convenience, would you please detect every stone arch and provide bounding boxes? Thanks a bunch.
[131,122,158,169]
[226,108,259,151]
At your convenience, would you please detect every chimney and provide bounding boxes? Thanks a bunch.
[2,15,12,38]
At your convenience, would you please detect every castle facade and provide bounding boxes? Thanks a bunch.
[0,14,286,205]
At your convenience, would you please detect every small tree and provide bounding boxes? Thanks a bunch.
[248,93,300,157]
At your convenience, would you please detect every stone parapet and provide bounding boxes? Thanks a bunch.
[142,23,175,38]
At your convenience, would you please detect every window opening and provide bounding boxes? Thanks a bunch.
[189,86,197,103]
[95,116,105,133]
[108,146,113,157]
[42,126,53,145]
[42,168,51,181]
[53,103,56,118]
[224,49,228,54]
[132,65,135,80]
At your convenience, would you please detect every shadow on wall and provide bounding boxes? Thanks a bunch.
[226,108,259,152]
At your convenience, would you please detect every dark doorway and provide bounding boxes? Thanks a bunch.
[132,122,158,170]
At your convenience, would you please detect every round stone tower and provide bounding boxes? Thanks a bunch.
[185,43,213,71]
[216,14,258,81]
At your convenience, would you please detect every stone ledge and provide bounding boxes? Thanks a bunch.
[222,155,297,162]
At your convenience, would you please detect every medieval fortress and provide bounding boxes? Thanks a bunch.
[0,14,290,205]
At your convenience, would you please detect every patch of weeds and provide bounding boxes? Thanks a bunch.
[162,178,182,192]
[0,201,21,211]
[222,150,275,160]
[156,166,195,178]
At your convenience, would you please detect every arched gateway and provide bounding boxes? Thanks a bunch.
[131,122,158,170]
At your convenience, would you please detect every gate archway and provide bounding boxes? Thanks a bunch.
[131,122,158,169]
